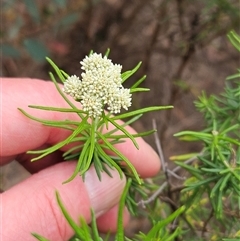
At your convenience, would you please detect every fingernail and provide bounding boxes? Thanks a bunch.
[85,167,126,217]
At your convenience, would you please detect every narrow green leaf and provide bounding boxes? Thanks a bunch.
[131,75,147,89]
[61,70,69,78]
[93,151,103,180]
[175,161,202,179]
[101,161,114,178]
[121,62,142,83]
[108,129,156,140]
[116,179,132,241]
[201,167,223,173]
[184,186,206,208]
[210,177,224,198]
[112,106,173,120]
[147,206,185,237]
[170,153,198,161]
[226,72,240,80]
[98,132,141,184]
[105,116,139,149]
[104,48,110,57]
[63,152,81,161]
[28,117,88,160]
[174,131,212,138]
[219,136,240,146]
[130,88,150,93]
[221,124,240,135]
[90,209,101,241]
[218,118,232,132]
[31,233,51,241]
[231,180,240,195]
[216,190,223,219]
[56,191,86,239]
[165,227,182,241]
[80,120,96,174]
[198,155,217,168]
[219,172,231,191]
[79,217,92,241]
[49,71,84,119]
[223,239,240,241]
[63,143,84,157]
[227,30,240,52]
[28,105,86,114]
[63,138,91,183]
[102,114,143,137]
[187,176,219,188]
[18,108,82,131]
[46,57,66,83]
[95,144,122,177]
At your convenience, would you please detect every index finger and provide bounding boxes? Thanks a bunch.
[1,78,160,177]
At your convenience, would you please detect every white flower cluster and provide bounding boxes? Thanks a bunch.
[63,53,132,118]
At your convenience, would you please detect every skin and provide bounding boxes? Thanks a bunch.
[0,78,161,241]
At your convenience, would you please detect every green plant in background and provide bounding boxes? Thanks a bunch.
[130,30,240,241]
[1,0,83,62]
[171,30,240,240]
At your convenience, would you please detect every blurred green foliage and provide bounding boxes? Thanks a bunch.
[173,30,240,240]
[1,0,88,62]
[1,0,239,65]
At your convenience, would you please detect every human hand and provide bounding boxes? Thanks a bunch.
[0,78,160,241]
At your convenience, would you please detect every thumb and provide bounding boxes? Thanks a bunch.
[1,162,126,241]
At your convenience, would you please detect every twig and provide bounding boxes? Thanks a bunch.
[152,119,167,174]
[138,182,168,208]
[138,153,199,207]
[201,209,213,238]
[167,169,186,180]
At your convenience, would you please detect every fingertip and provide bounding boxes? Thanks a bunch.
[114,137,161,178]
[139,141,161,177]
[96,205,130,233]
[85,167,126,218]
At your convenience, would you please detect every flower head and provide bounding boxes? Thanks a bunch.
[63,75,82,100]
[63,53,132,117]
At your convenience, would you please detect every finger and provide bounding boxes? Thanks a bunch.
[1,162,126,241]
[109,138,160,178]
[1,78,79,160]
[96,205,130,233]
[1,78,160,176]
[16,146,64,174]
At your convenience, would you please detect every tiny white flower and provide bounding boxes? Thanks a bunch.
[118,88,132,110]
[81,94,103,118]
[63,52,132,118]
[63,75,82,100]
